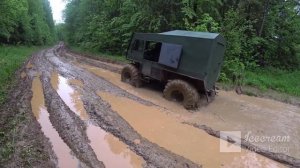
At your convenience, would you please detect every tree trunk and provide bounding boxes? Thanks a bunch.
[259,0,270,37]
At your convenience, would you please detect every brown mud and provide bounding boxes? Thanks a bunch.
[71,49,299,166]
[185,124,300,167]
[50,72,145,168]
[20,71,27,78]
[3,44,199,168]
[63,52,122,74]
[65,44,299,165]
[1,44,299,168]
[78,59,300,163]
[98,91,284,168]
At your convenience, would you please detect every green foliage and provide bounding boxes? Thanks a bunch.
[255,0,300,69]
[62,0,300,68]
[64,0,186,54]
[245,69,300,97]
[62,0,300,95]
[0,0,55,45]
[185,13,220,32]
[220,58,245,85]
[70,46,127,63]
[220,9,257,83]
[0,45,42,104]
[55,24,66,41]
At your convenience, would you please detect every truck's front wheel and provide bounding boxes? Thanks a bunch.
[163,80,199,109]
[121,64,142,87]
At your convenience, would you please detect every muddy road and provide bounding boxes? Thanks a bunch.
[2,44,300,168]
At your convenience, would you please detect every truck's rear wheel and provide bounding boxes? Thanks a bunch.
[121,64,142,87]
[163,80,199,109]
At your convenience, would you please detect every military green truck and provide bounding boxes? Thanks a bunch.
[121,30,225,109]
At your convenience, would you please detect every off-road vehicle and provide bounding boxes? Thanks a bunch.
[121,30,225,109]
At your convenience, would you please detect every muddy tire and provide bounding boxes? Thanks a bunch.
[163,80,199,109]
[121,64,142,87]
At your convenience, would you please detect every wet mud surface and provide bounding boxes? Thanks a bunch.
[31,77,79,167]
[67,49,300,166]
[1,44,300,167]
[50,72,145,168]
[98,91,285,167]
[13,45,199,168]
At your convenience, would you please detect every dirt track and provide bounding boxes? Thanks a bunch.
[1,44,300,168]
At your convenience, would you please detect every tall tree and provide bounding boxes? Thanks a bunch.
[63,0,300,70]
[0,0,56,45]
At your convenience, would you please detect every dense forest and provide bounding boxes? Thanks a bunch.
[63,0,300,83]
[0,0,55,45]
[0,0,299,95]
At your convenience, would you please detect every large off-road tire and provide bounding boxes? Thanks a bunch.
[163,79,200,109]
[121,64,142,87]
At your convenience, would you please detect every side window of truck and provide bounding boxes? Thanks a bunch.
[132,40,144,51]
[144,41,162,62]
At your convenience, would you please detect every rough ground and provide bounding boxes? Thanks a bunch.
[0,44,299,168]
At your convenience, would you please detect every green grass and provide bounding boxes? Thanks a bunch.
[0,45,43,104]
[244,68,300,97]
[70,46,128,62]
[243,44,300,97]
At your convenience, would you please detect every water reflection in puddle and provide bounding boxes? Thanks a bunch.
[31,77,78,168]
[50,72,144,168]
[87,123,144,168]
[51,72,89,120]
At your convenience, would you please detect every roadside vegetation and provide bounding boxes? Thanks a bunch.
[245,69,300,97]
[242,44,300,97]
[0,0,56,104]
[70,46,127,62]
[0,0,55,163]
[0,46,43,105]
[61,0,300,97]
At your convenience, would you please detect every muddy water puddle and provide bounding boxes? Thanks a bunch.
[50,72,144,168]
[98,91,284,168]
[31,77,79,167]
[51,72,89,120]
[87,123,144,168]
[79,64,166,103]
[69,78,84,87]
